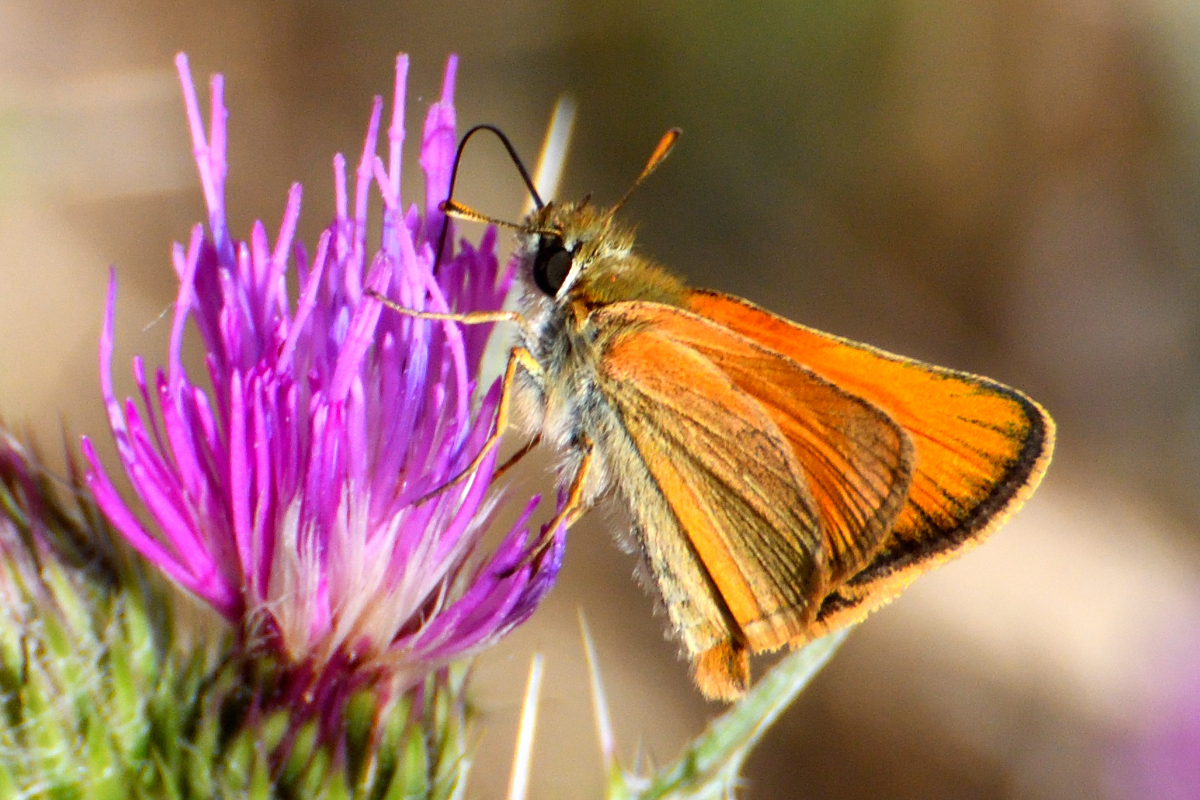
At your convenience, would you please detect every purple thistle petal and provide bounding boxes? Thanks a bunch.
[87,54,564,699]
[386,55,408,202]
[421,55,458,223]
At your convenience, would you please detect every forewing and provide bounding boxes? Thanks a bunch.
[597,314,826,650]
[687,290,1055,637]
[604,302,914,590]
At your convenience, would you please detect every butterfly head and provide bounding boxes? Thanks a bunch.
[517,200,636,300]
[439,127,685,312]
[515,128,683,307]
[514,198,689,315]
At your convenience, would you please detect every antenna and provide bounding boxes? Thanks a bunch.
[440,198,525,230]
[435,124,543,269]
[606,128,681,220]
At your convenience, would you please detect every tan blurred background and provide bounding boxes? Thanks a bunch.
[3,1,1200,798]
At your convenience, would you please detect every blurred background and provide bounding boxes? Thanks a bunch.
[2,1,1199,797]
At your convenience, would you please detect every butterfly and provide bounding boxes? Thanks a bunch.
[372,127,1055,700]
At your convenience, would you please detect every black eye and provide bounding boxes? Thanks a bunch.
[533,239,574,296]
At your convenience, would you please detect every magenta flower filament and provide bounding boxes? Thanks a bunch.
[83,53,563,692]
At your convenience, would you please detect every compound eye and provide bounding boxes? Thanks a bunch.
[533,239,574,296]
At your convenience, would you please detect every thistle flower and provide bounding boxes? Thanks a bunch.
[81,53,565,712]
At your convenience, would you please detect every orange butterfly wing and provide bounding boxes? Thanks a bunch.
[597,309,825,644]
[595,302,913,653]
[601,302,915,587]
[686,290,1056,637]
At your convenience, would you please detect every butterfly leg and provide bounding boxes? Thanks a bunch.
[494,433,543,482]
[409,346,545,506]
[366,289,539,340]
[541,436,594,534]
[495,437,594,578]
